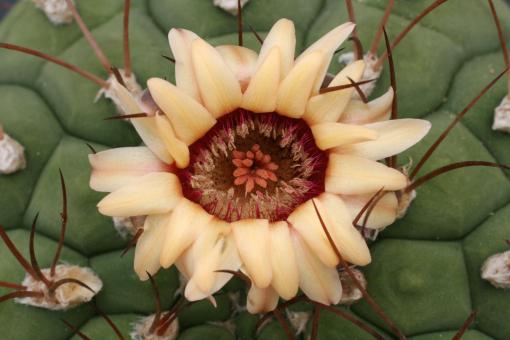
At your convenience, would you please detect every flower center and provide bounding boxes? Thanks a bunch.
[177,109,327,222]
[232,143,280,194]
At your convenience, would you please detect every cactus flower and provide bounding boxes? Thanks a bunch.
[88,18,431,313]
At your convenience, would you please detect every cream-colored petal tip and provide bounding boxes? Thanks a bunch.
[191,38,242,118]
[276,51,324,118]
[374,118,432,138]
[242,47,281,113]
[147,77,216,145]
[411,119,432,137]
[336,118,432,161]
[168,27,184,39]
[311,123,378,150]
[147,77,166,91]
[329,22,355,40]
[267,18,295,37]
[325,154,408,195]
[275,18,293,26]
[404,119,432,146]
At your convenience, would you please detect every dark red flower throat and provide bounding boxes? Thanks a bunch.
[177,109,327,223]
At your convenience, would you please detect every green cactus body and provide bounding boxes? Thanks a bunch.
[0,0,510,339]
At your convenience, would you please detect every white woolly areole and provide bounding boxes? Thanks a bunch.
[96,69,143,115]
[493,96,510,134]
[481,250,510,289]
[32,0,74,25]
[228,291,245,314]
[338,52,382,98]
[286,310,310,336]
[213,0,249,15]
[112,216,145,239]
[15,264,102,310]
[397,189,416,220]
[131,315,179,340]
[396,162,415,219]
[339,269,366,305]
[0,134,26,174]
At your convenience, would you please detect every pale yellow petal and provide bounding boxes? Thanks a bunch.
[325,154,408,195]
[190,231,222,293]
[174,238,196,282]
[290,230,342,305]
[304,60,365,125]
[269,221,298,300]
[89,147,170,192]
[317,193,371,265]
[340,88,394,124]
[276,52,324,118]
[189,219,231,293]
[176,219,228,281]
[110,80,172,163]
[333,119,431,160]
[289,195,371,267]
[183,279,208,302]
[147,78,216,145]
[160,198,213,268]
[132,118,173,164]
[296,22,355,92]
[168,28,201,101]
[241,48,281,113]
[191,38,242,118]
[134,213,171,280]
[232,219,272,288]
[257,18,295,78]
[154,114,190,168]
[287,200,339,267]
[97,172,182,217]
[216,45,258,92]
[205,233,242,293]
[175,246,193,280]
[311,122,378,150]
[247,285,279,314]
[341,192,398,230]
[210,233,243,291]
[184,233,241,301]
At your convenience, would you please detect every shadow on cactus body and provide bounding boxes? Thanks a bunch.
[0,0,510,339]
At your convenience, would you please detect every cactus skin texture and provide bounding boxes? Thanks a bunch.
[1,0,510,339]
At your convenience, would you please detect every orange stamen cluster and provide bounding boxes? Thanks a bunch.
[232,144,279,194]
